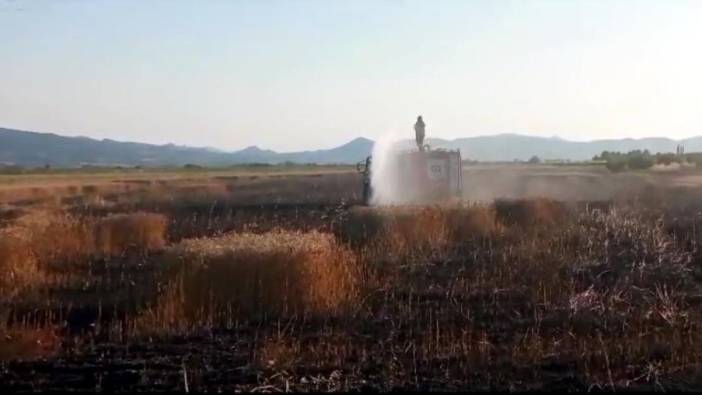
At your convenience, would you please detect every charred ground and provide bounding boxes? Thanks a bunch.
[3,165,702,391]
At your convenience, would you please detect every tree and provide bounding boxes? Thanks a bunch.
[627,150,654,170]
[655,153,679,166]
[605,158,627,172]
[527,155,541,164]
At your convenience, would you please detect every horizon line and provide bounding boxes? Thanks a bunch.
[2,125,701,154]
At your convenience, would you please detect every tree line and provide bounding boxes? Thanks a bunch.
[593,149,700,172]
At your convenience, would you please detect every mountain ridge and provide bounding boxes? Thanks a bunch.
[1,127,700,167]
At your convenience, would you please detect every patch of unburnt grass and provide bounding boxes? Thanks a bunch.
[333,203,500,264]
[94,212,167,257]
[0,208,168,331]
[134,229,361,334]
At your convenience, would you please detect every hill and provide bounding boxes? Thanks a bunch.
[1,127,701,167]
[433,134,702,162]
[0,128,233,167]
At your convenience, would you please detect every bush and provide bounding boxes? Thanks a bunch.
[627,152,655,170]
[597,150,655,172]
[656,153,680,166]
[605,158,627,172]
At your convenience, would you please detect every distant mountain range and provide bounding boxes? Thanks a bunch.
[1,127,701,167]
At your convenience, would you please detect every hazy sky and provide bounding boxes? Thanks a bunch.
[2,0,702,151]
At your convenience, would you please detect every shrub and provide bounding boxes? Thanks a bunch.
[597,150,655,172]
[605,158,627,172]
[627,152,655,170]
[656,153,680,166]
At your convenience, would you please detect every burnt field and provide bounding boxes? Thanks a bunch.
[4,166,702,391]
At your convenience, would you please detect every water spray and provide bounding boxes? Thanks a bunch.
[369,130,404,206]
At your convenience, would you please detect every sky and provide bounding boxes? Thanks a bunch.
[1,0,702,152]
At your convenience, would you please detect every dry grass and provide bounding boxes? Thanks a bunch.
[0,209,87,298]
[334,204,499,261]
[443,204,499,241]
[0,328,60,361]
[6,209,167,261]
[0,229,41,299]
[7,168,702,390]
[0,209,167,301]
[137,230,360,332]
[494,197,570,227]
[239,206,702,390]
[16,209,96,264]
[95,212,168,256]
[257,335,303,371]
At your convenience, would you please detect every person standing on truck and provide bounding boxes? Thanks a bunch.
[414,115,426,151]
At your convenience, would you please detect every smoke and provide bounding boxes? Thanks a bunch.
[370,130,404,206]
